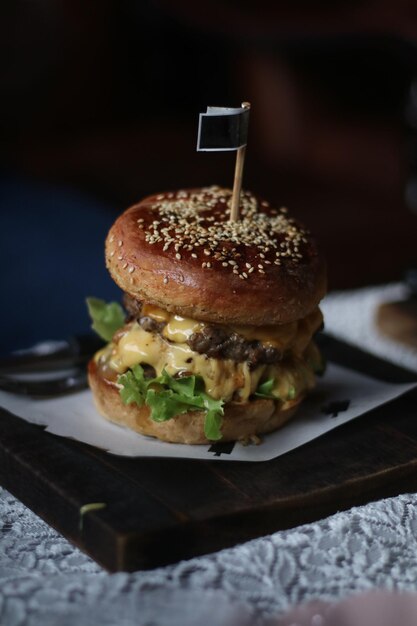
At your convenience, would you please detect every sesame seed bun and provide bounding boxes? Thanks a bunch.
[88,359,301,445]
[106,187,326,326]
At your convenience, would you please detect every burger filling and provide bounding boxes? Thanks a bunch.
[87,296,324,440]
[124,295,304,367]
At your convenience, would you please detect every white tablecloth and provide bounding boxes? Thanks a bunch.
[1,284,417,626]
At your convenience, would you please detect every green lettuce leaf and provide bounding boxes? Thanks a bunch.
[117,364,149,406]
[156,369,199,398]
[255,378,296,401]
[86,297,125,342]
[118,365,224,440]
[254,378,278,399]
[202,394,224,441]
[287,385,296,400]
[146,388,202,422]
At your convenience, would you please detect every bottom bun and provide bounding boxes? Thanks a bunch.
[88,360,302,444]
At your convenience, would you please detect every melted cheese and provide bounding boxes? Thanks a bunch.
[141,303,170,323]
[109,323,253,401]
[163,315,202,343]
[265,361,315,401]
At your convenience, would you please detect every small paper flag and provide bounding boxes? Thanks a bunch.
[197,106,250,152]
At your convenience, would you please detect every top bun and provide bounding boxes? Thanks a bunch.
[105,187,326,326]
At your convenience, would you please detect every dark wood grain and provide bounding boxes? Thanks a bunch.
[0,334,416,571]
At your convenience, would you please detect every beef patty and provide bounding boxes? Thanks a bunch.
[124,294,284,367]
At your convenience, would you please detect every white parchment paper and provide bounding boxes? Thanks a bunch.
[0,362,415,461]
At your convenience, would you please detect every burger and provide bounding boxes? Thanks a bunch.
[87,186,326,444]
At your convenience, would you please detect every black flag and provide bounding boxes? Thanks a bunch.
[197,106,250,152]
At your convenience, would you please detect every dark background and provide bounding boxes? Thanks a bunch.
[1,0,417,351]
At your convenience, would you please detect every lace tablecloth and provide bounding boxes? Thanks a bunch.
[1,284,417,626]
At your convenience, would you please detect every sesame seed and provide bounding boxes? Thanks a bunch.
[163,276,169,284]
[122,262,128,269]
[137,186,306,273]
[128,266,135,273]
[175,253,181,260]
[206,262,212,268]
[118,240,123,247]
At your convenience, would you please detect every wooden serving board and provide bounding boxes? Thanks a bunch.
[0,335,416,572]
[376,297,417,349]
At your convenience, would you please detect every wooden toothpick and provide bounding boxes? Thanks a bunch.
[230,101,251,222]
